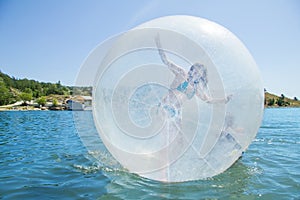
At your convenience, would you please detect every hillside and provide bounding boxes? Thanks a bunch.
[0,71,91,106]
[264,92,300,107]
[0,71,71,106]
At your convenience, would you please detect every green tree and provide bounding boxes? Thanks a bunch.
[0,78,10,105]
[267,98,275,106]
[294,97,298,101]
[276,98,284,106]
[37,96,47,106]
[24,88,32,94]
[19,88,33,104]
[52,98,58,107]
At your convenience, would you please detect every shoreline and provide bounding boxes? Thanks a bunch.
[1,105,299,112]
[0,105,67,111]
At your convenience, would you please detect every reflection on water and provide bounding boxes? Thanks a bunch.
[0,109,299,199]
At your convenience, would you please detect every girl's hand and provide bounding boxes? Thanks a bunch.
[225,94,233,104]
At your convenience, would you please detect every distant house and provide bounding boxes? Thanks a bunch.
[81,96,92,110]
[66,100,84,111]
[66,96,92,111]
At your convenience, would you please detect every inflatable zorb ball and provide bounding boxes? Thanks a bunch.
[77,16,264,182]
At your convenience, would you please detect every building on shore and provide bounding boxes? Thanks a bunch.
[66,96,92,111]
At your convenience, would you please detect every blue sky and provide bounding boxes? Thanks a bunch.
[1,0,300,98]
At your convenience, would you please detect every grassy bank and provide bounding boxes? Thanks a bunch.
[265,92,300,108]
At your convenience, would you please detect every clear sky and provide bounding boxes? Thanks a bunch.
[1,0,300,98]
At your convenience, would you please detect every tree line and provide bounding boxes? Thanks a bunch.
[0,71,70,106]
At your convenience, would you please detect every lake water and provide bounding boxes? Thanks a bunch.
[0,108,299,199]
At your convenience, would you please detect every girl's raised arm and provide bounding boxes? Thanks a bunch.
[155,34,185,76]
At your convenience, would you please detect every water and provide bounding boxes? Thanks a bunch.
[0,109,299,199]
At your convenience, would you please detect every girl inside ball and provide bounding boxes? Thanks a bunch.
[155,34,232,119]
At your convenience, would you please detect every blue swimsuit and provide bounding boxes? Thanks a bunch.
[162,81,196,118]
[176,81,195,99]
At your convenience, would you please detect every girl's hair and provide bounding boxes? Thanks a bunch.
[191,63,208,86]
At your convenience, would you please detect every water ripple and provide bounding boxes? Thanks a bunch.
[0,109,299,199]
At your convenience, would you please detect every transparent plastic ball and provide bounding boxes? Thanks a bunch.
[77,15,264,182]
